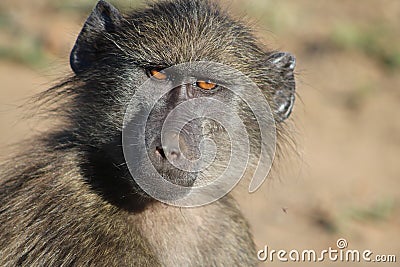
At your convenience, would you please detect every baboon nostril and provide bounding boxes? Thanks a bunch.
[155,146,166,159]
[167,148,180,159]
[155,146,181,160]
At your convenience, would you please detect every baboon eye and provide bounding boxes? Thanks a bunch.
[196,80,217,90]
[148,68,168,80]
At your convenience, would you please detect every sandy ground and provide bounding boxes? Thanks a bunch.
[0,1,399,266]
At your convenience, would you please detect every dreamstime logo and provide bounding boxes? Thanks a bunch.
[257,238,397,263]
[122,62,276,207]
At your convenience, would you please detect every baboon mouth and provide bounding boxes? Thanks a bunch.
[158,170,197,187]
[150,145,198,186]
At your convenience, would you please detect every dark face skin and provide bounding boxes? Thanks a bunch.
[65,0,296,210]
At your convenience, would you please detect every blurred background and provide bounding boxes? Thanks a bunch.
[0,0,399,266]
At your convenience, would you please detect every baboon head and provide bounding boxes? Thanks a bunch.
[64,0,295,208]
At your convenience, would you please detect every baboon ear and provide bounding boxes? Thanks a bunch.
[70,0,122,74]
[267,52,296,122]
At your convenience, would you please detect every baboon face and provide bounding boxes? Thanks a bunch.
[68,0,295,204]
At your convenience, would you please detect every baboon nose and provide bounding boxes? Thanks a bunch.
[155,131,184,161]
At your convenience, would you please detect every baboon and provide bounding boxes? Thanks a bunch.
[0,0,296,266]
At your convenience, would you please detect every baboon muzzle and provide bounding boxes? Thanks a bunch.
[154,121,203,168]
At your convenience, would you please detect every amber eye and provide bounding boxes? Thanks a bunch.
[148,68,168,80]
[196,80,217,90]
